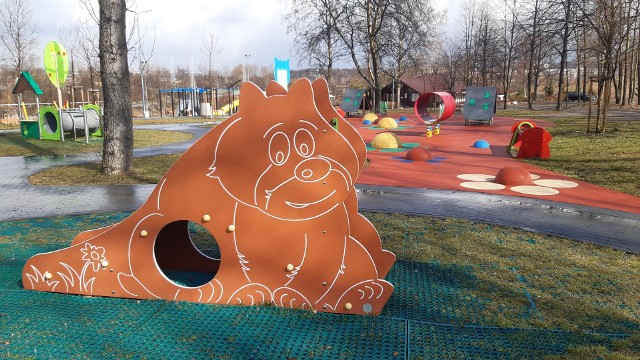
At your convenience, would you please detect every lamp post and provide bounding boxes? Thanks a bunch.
[134,9,152,118]
[244,54,251,82]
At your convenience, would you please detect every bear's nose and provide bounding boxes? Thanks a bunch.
[294,158,331,182]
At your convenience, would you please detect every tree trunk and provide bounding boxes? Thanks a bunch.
[99,0,133,175]
[614,60,621,104]
[637,49,640,105]
[556,1,570,111]
[526,0,540,110]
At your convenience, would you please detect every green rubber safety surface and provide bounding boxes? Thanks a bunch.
[407,321,627,360]
[365,143,422,153]
[366,126,412,130]
[1,212,637,358]
[379,148,407,153]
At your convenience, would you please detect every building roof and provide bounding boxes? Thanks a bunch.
[12,71,43,95]
[386,75,464,94]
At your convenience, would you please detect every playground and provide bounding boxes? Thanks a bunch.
[1,79,639,359]
[354,113,640,214]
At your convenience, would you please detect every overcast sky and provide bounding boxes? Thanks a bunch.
[30,0,459,71]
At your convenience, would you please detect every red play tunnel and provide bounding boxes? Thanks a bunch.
[414,92,456,124]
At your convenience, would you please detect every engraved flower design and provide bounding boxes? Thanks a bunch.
[457,173,578,195]
[80,242,106,272]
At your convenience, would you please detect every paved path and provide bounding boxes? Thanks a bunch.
[1,123,639,254]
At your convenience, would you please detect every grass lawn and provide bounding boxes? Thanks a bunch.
[0,129,193,157]
[0,116,221,131]
[29,154,182,185]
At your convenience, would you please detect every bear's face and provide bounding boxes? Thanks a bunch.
[209,79,361,220]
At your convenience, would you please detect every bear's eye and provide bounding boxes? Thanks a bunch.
[294,128,315,158]
[269,132,290,166]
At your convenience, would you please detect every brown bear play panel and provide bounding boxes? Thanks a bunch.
[22,79,396,315]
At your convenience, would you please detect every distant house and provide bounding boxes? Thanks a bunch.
[380,75,465,108]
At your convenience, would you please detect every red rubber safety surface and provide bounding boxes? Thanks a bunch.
[353,114,640,214]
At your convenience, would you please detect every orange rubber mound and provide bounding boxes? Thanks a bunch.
[404,147,433,161]
[494,167,533,186]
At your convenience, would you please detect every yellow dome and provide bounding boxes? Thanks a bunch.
[378,117,398,129]
[363,113,378,122]
[372,132,402,149]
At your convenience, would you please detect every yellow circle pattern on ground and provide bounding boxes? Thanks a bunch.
[533,179,579,188]
[510,186,560,196]
[457,174,496,182]
[459,182,506,190]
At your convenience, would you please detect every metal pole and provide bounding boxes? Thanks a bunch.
[58,108,65,142]
[171,92,174,117]
[83,109,89,144]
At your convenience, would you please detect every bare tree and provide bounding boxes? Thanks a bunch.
[99,0,133,174]
[0,0,38,75]
[382,0,440,105]
[61,21,100,89]
[201,28,221,88]
[497,0,521,109]
[519,0,553,109]
[556,2,571,109]
[438,41,465,94]
[576,0,637,132]
[282,0,346,87]
[335,0,439,111]
[459,0,479,86]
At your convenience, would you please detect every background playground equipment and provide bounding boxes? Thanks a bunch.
[462,87,497,125]
[216,99,240,115]
[23,78,396,316]
[32,104,102,142]
[515,127,552,159]
[414,92,456,126]
[13,70,102,142]
[43,41,69,127]
[159,87,240,117]
[509,120,537,157]
[12,71,43,124]
[340,88,366,116]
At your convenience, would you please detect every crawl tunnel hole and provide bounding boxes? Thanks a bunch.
[43,111,58,134]
[413,92,456,123]
[154,220,220,288]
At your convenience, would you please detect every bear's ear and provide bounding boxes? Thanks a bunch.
[286,78,316,107]
[266,81,287,96]
[240,81,267,104]
[311,78,330,98]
